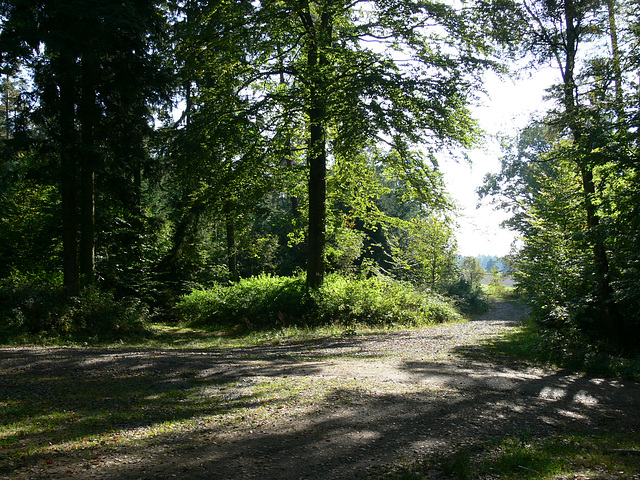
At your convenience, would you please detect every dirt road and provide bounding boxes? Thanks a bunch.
[2,301,639,479]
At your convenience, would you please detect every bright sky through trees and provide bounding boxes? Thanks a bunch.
[442,66,558,257]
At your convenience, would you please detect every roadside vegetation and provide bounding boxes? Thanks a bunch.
[382,433,640,480]
[0,272,470,346]
[485,317,640,383]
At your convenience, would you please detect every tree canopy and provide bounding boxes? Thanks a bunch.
[2,0,639,354]
[480,0,640,351]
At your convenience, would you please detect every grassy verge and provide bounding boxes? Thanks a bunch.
[143,320,450,351]
[482,319,640,382]
[381,433,640,480]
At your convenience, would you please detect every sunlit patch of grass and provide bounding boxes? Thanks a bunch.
[458,433,640,480]
[380,433,640,480]
[0,356,373,477]
[482,320,640,382]
[136,319,468,351]
[481,284,519,302]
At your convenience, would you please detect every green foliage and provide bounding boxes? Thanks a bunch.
[483,115,640,353]
[0,166,61,278]
[460,256,486,289]
[0,0,548,336]
[175,274,462,331]
[447,278,491,315]
[175,274,309,330]
[435,434,640,480]
[325,226,366,274]
[313,274,461,327]
[58,286,149,338]
[0,272,64,335]
[0,273,149,341]
[486,266,508,297]
[487,319,640,381]
[387,215,458,292]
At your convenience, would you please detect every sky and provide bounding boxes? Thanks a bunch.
[440,67,559,258]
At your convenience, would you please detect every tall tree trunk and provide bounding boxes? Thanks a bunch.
[58,52,80,298]
[301,4,331,289]
[79,51,96,284]
[563,0,623,341]
[305,43,327,288]
[306,95,326,289]
[224,201,239,283]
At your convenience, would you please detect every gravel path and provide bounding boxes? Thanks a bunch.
[2,301,639,480]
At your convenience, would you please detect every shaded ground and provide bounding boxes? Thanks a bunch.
[1,301,639,479]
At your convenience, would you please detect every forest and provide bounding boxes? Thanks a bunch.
[0,0,639,360]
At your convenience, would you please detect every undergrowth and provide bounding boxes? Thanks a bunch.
[485,318,640,382]
[0,272,149,343]
[1,272,463,345]
[378,433,640,480]
[175,273,462,331]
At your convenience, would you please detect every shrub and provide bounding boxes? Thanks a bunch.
[59,286,149,338]
[447,278,491,315]
[0,272,65,335]
[0,273,149,340]
[176,274,309,329]
[314,274,461,326]
[175,273,462,330]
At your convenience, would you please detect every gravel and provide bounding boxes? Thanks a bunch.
[2,301,639,480]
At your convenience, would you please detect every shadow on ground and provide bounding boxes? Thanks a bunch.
[1,310,638,480]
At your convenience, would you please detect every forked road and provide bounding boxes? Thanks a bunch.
[2,301,639,479]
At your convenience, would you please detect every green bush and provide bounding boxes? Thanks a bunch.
[314,274,460,326]
[175,273,462,330]
[176,274,309,329]
[0,272,65,335]
[447,278,491,315]
[59,286,149,338]
[489,318,640,381]
[0,273,149,340]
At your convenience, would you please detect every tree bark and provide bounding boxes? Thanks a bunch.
[224,201,239,283]
[79,51,96,284]
[305,39,327,288]
[301,2,331,289]
[58,52,80,298]
[306,95,326,289]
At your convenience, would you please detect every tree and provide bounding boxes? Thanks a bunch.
[388,215,458,292]
[514,0,638,344]
[0,0,170,297]
[250,0,519,288]
[159,0,278,286]
[488,265,505,295]
[461,257,485,289]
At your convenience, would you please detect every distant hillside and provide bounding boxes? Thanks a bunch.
[475,255,506,273]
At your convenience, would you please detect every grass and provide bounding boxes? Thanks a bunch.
[481,318,640,382]
[482,284,519,302]
[449,433,640,480]
[142,318,468,351]
[0,348,369,478]
[379,433,640,480]
[0,314,466,351]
